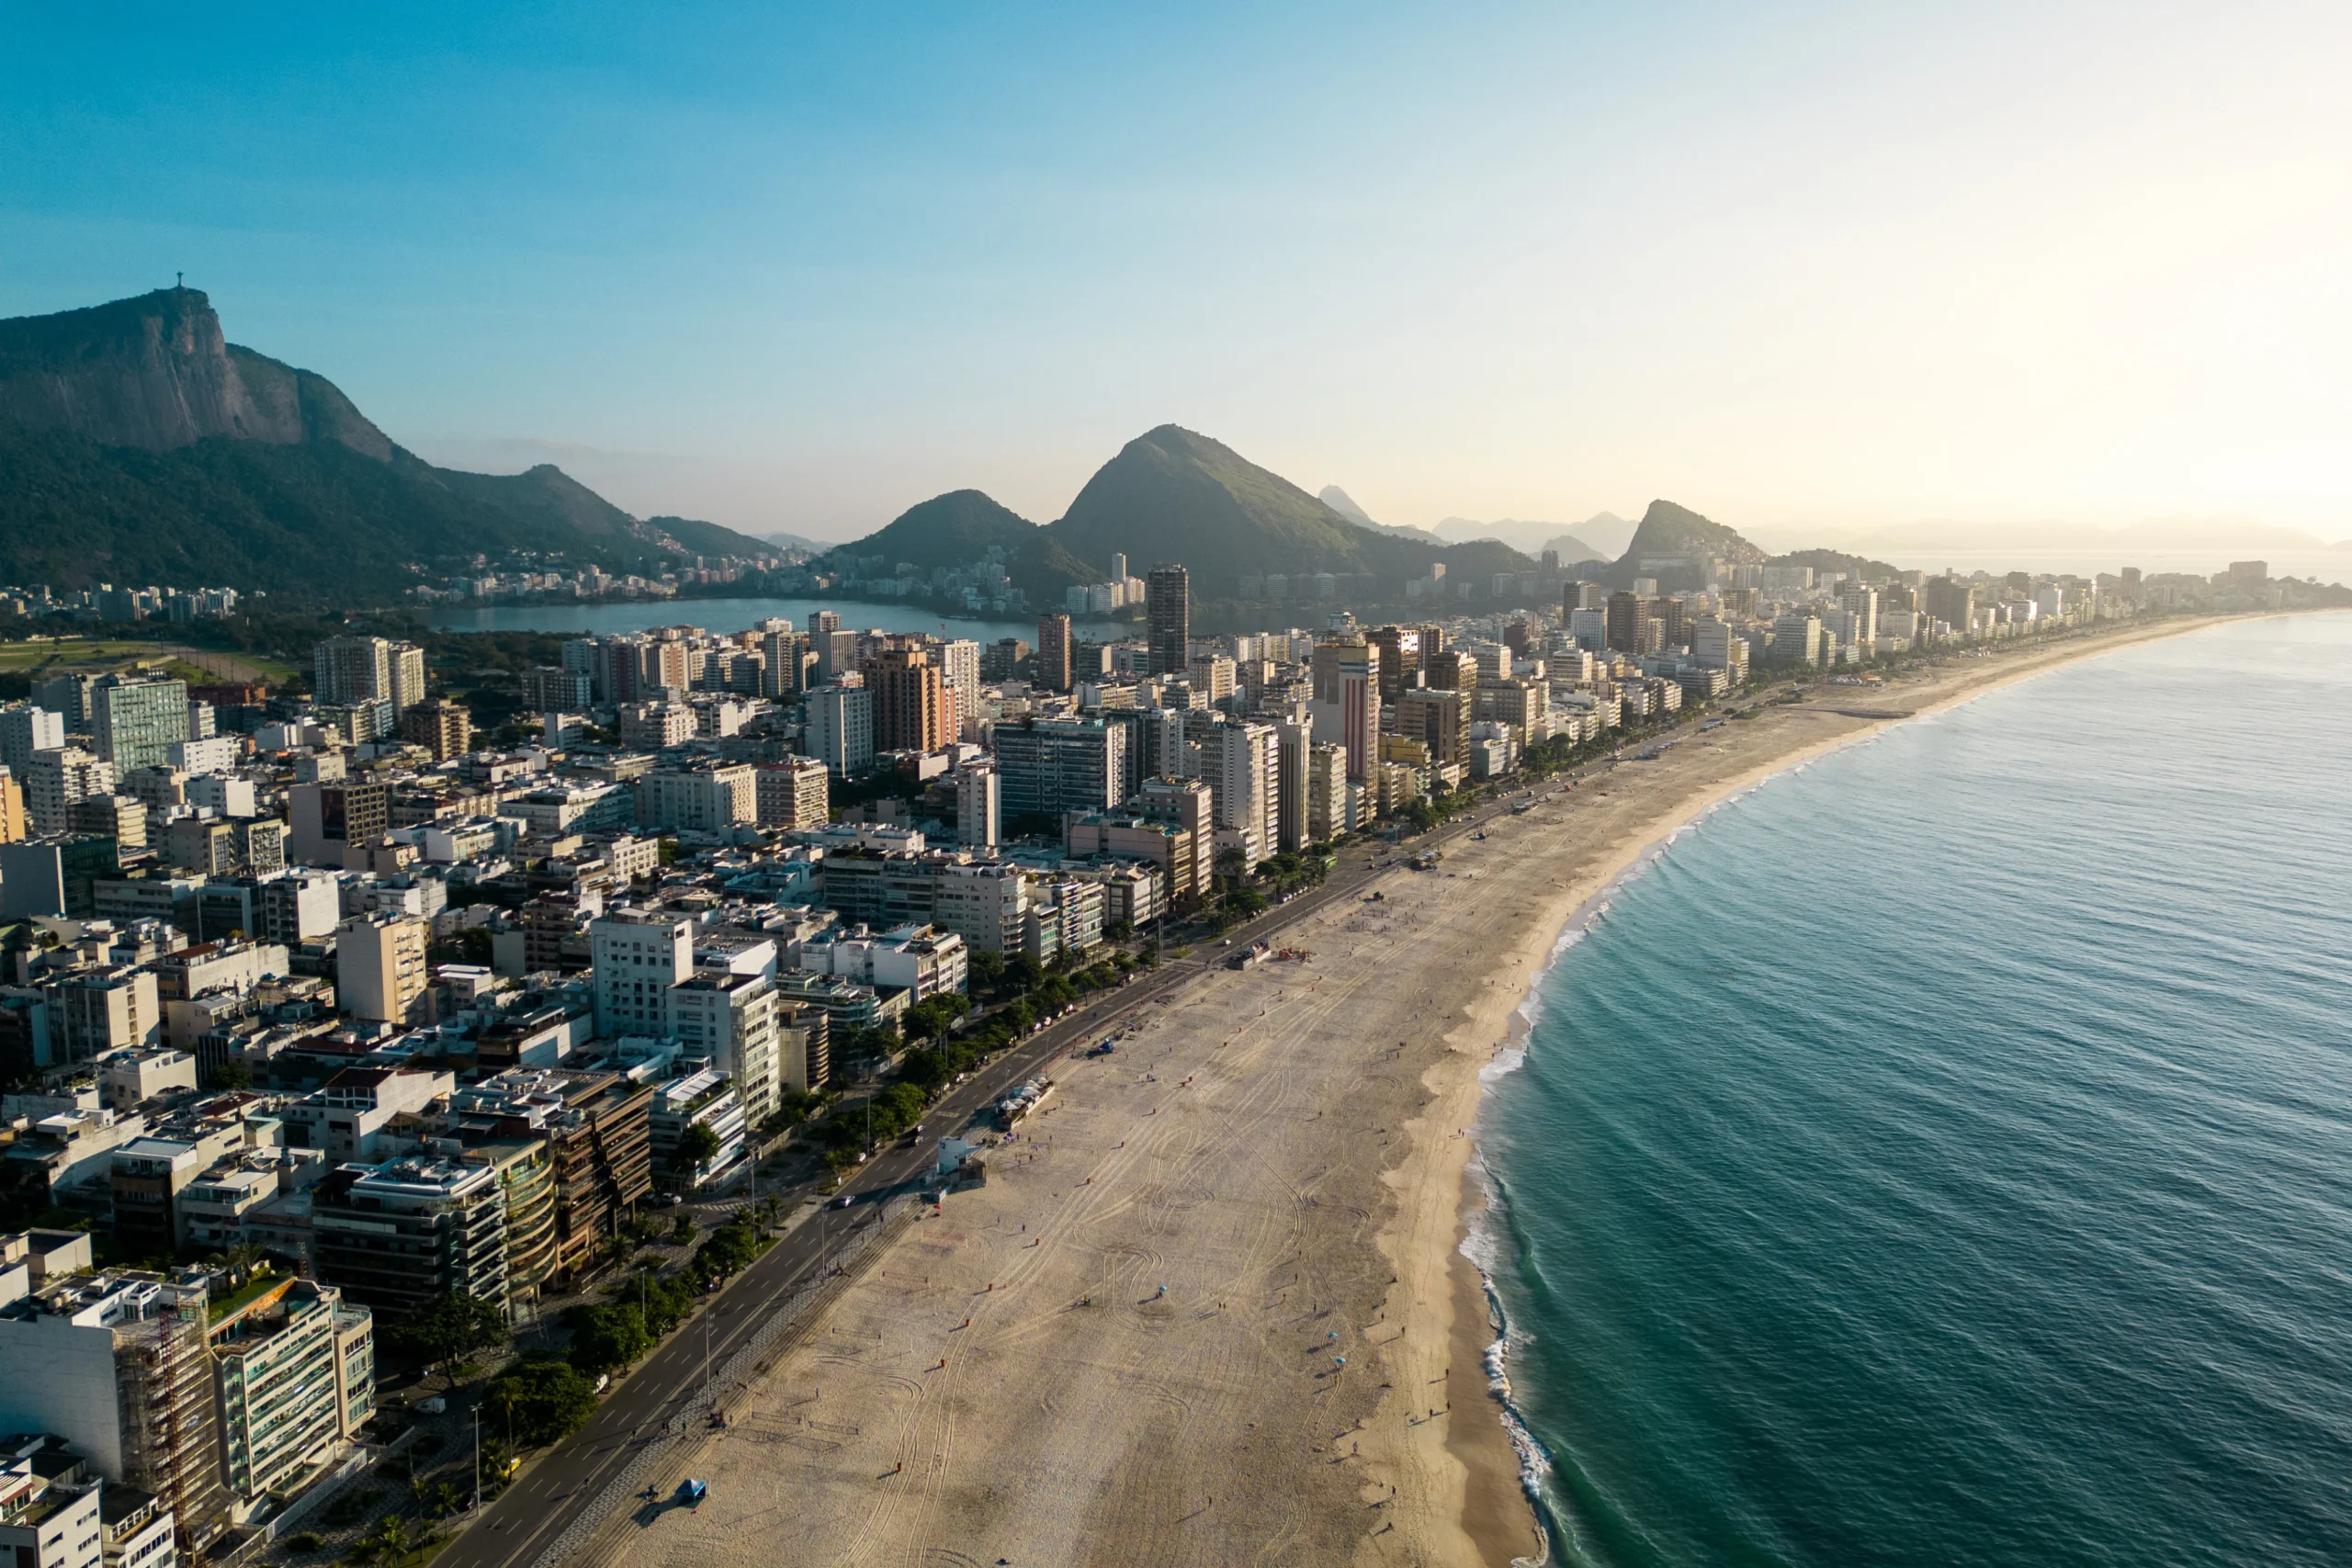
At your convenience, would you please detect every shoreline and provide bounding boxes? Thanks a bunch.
[634,614,2259,1568]
[1408,612,2259,1563]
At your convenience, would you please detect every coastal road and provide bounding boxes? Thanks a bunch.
[435,795,1536,1568]
[436,973,1186,1568]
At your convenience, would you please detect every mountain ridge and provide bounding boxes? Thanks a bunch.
[817,427,1801,608]
[1317,485,1446,545]
[823,425,1609,605]
[0,287,395,457]
[0,288,774,597]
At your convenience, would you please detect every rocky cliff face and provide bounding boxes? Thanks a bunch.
[0,287,392,458]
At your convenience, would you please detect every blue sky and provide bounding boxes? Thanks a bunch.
[5,2,2348,546]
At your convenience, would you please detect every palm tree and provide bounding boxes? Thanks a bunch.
[359,1515,408,1566]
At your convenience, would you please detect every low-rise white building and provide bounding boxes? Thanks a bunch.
[793,924,967,1003]
[647,1068,746,1192]
[95,1052,196,1113]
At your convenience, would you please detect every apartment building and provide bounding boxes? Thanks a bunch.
[311,1156,509,1316]
[398,700,472,761]
[590,908,693,1038]
[204,1278,373,1507]
[992,718,1125,825]
[91,683,188,776]
[0,1438,107,1568]
[634,763,754,834]
[867,647,951,753]
[286,779,388,869]
[277,1067,455,1165]
[335,914,428,1026]
[752,759,828,830]
[665,970,782,1124]
[804,682,874,776]
[446,1068,652,1280]
[313,637,425,712]
[648,1068,746,1192]
[24,751,115,840]
[795,923,968,1003]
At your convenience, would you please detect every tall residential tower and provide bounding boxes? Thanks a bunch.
[1146,564,1190,676]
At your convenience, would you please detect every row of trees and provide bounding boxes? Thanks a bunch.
[805,947,1152,1175]
[565,1210,774,1380]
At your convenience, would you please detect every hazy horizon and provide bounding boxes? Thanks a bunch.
[7,2,2348,550]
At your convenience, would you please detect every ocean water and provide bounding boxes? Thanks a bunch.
[1477,613,2352,1568]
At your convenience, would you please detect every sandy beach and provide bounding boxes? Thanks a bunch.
[616,617,2231,1568]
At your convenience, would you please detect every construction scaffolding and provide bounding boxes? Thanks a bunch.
[114,1281,231,1557]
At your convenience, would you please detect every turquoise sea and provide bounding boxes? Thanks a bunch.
[1477,614,2352,1567]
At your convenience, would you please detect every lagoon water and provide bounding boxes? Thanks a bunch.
[1480,614,2352,1567]
[427,594,1115,646]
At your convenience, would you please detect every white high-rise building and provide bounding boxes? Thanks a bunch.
[1834,584,1880,647]
[1206,721,1279,868]
[805,682,874,776]
[1690,616,1749,681]
[314,637,427,711]
[390,643,428,712]
[956,764,1000,849]
[591,908,694,1038]
[667,971,782,1124]
[0,705,63,775]
[938,639,981,706]
[25,748,114,837]
[634,763,755,833]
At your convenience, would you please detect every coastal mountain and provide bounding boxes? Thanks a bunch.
[1052,425,1390,578]
[1317,485,1446,545]
[0,286,393,457]
[848,489,1037,564]
[0,287,774,599]
[1046,425,1533,587]
[827,423,1562,603]
[640,514,792,559]
[820,430,1786,608]
[1542,534,1610,566]
[1771,547,1905,581]
[1605,499,1770,588]
[1317,485,1375,526]
[755,527,835,556]
[818,488,1099,601]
